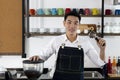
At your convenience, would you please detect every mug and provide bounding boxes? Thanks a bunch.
[57,8,64,15]
[36,8,44,15]
[84,8,90,15]
[29,9,36,15]
[65,8,71,14]
[44,8,51,15]
[51,8,57,15]
[105,9,112,15]
[92,8,99,15]
[79,8,84,15]
[115,9,120,15]
[72,8,77,13]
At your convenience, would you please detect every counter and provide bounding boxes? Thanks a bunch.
[0,68,119,80]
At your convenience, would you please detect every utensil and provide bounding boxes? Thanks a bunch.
[88,30,105,46]
[23,60,44,80]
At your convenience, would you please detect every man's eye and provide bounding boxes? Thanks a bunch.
[75,22,78,25]
[67,22,71,24]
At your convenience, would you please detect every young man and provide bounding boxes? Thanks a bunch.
[30,11,106,80]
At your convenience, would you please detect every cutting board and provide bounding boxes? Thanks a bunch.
[78,24,96,33]
[108,74,120,78]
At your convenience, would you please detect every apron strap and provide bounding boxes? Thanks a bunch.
[61,43,82,50]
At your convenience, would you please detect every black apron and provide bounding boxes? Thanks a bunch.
[53,43,84,80]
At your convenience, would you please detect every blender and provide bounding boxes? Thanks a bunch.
[23,60,44,80]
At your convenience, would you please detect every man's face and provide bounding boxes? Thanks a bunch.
[63,16,80,35]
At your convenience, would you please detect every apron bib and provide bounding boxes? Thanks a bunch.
[53,43,84,80]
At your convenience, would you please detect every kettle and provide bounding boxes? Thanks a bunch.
[23,59,44,80]
[0,65,14,80]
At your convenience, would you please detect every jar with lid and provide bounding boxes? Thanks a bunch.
[117,56,120,74]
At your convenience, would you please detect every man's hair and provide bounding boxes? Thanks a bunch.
[64,11,81,22]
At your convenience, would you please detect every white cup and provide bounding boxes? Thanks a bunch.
[50,28,55,34]
[40,28,45,33]
[60,28,66,33]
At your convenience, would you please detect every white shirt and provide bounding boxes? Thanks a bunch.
[38,34,105,77]
[39,34,105,67]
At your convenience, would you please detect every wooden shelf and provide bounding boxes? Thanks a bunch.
[24,33,120,37]
[25,15,120,17]
[104,15,120,17]
[25,15,102,17]
[24,32,88,37]
[104,33,120,36]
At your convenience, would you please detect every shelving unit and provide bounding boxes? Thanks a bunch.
[22,0,120,57]
[24,0,120,38]
[23,0,106,38]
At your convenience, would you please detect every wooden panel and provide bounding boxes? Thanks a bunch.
[0,0,22,55]
[78,24,96,33]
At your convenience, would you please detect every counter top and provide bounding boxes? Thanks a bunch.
[0,68,119,80]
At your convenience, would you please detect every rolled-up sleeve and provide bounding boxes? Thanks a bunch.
[86,41,105,67]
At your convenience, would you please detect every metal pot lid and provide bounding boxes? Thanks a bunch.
[23,60,44,64]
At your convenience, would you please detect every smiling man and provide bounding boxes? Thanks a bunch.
[30,11,106,80]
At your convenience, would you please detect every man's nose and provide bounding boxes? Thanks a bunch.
[70,23,75,28]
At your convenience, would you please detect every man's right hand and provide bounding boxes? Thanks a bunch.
[29,55,40,61]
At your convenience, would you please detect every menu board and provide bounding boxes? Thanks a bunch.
[0,0,22,55]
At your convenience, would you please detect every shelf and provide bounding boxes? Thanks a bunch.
[104,33,120,36]
[25,15,120,17]
[24,33,120,37]
[25,15,102,17]
[24,32,88,37]
[104,15,120,17]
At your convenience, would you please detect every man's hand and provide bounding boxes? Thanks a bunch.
[29,55,41,61]
[96,37,106,61]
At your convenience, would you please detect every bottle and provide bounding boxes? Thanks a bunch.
[112,56,117,74]
[104,22,110,33]
[107,56,112,74]
[97,22,101,33]
[117,56,120,74]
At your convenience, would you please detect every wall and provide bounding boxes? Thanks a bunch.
[0,0,120,69]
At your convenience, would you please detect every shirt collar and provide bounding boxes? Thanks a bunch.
[63,34,79,43]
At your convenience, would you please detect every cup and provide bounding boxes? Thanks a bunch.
[115,9,120,15]
[84,8,91,15]
[79,8,84,15]
[51,8,57,15]
[92,8,99,15]
[40,28,45,34]
[65,8,71,14]
[49,28,55,34]
[31,28,39,32]
[105,9,112,15]
[72,8,77,13]
[44,8,51,15]
[29,9,36,15]
[36,8,44,15]
[57,8,64,15]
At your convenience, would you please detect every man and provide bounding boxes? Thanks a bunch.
[30,11,106,80]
